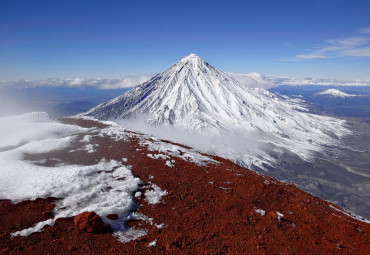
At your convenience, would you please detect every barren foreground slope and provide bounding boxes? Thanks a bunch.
[0,118,369,254]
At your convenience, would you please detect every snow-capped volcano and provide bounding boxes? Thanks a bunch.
[316,89,355,98]
[84,54,349,159]
[88,53,275,130]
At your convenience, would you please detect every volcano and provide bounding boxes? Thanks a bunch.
[83,54,349,163]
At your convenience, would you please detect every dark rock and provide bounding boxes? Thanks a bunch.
[106,214,119,220]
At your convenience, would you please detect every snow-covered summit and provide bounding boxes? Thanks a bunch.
[180,53,203,64]
[316,89,355,98]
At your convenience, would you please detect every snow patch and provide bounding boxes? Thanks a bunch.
[147,153,169,160]
[255,209,266,216]
[114,228,148,244]
[155,223,165,229]
[12,219,55,237]
[97,123,217,167]
[166,160,174,167]
[100,125,128,142]
[139,135,218,166]
[147,239,157,247]
[145,184,168,205]
[83,143,97,153]
[276,211,284,221]
[329,205,370,223]
[80,135,92,143]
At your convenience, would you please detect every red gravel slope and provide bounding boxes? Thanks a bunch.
[0,118,369,254]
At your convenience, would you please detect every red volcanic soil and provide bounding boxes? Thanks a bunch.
[0,118,369,254]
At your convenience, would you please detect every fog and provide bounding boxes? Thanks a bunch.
[227,72,276,89]
[0,89,51,118]
[115,116,266,169]
[0,86,129,118]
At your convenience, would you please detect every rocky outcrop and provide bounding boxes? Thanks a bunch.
[74,212,110,233]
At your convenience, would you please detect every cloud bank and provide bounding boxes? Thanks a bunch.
[1,71,369,92]
[274,77,370,86]
[229,72,370,87]
[0,74,153,90]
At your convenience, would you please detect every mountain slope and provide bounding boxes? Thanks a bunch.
[1,116,369,254]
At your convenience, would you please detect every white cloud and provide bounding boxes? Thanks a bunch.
[341,47,370,57]
[295,54,328,59]
[226,72,370,88]
[1,72,276,90]
[0,74,153,90]
[294,30,370,59]
[359,27,370,34]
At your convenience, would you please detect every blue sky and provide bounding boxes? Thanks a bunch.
[1,0,370,82]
